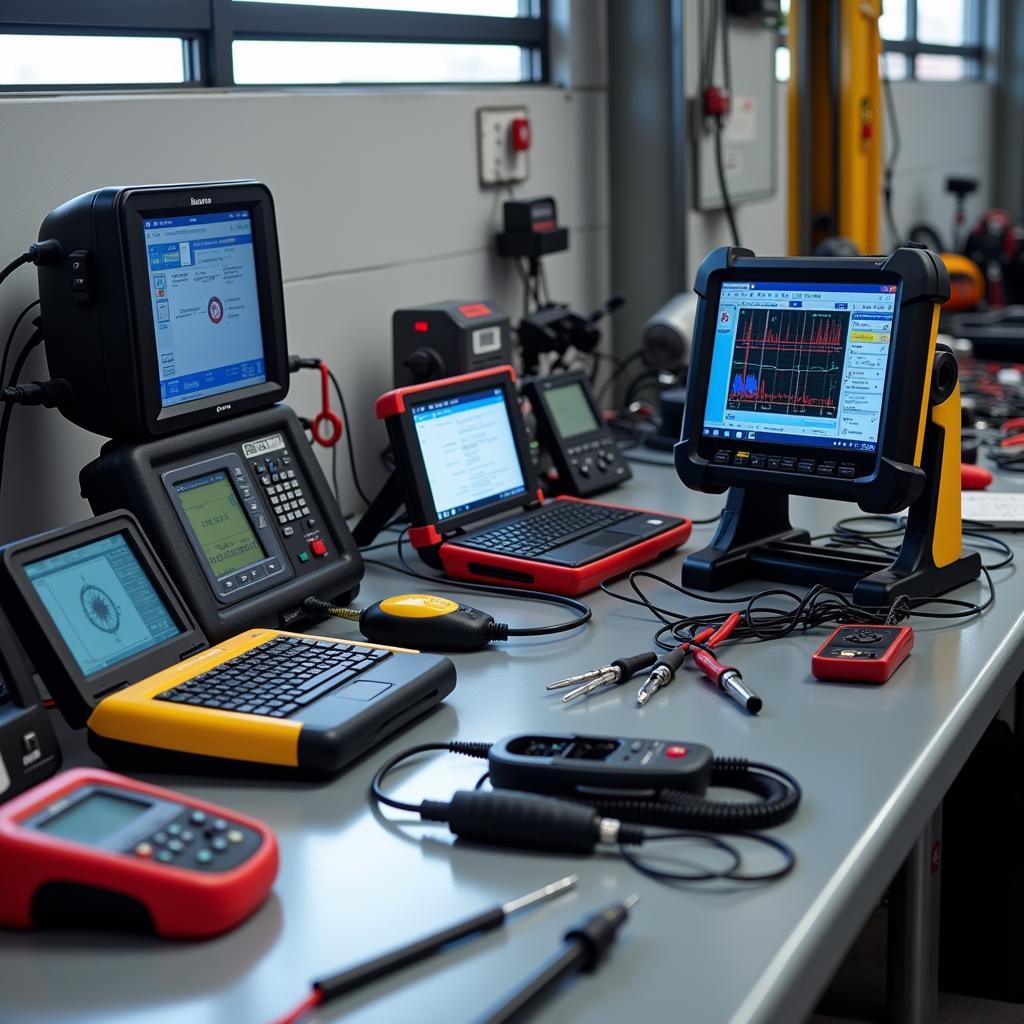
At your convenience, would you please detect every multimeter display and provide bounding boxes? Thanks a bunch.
[701,281,897,453]
[173,471,266,577]
[34,791,150,845]
[25,534,182,677]
[545,381,601,439]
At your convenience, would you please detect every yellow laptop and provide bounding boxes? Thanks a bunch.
[0,511,455,778]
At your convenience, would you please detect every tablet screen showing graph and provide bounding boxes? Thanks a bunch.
[700,280,897,453]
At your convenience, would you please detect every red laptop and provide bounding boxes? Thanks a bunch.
[373,366,691,595]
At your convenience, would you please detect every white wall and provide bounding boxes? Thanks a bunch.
[884,80,994,251]
[0,3,609,540]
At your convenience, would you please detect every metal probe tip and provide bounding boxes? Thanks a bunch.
[502,874,579,915]
[547,669,602,691]
[623,894,640,910]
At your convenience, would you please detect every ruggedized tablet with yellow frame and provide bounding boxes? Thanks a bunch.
[675,244,980,605]
[0,511,455,779]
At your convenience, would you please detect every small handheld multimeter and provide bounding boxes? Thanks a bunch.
[811,625,914,684]
[488,733,713,795]
[522,371,632,497]
[0,767,278,938]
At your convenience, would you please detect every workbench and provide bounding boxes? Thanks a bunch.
[2,461,1018,1024]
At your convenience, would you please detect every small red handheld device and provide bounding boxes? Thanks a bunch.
[0,767,278,939]
[811,625,914,684]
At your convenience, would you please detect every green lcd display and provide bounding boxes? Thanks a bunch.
[545,381,600,439]
[173,471,265,577]
[35,791,151,845]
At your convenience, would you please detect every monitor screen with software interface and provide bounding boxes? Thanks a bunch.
[143,210,267,408]
[24,533,182,679]
[411,386,527,521]
[701,281,897,453]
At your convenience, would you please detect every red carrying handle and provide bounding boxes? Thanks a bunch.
[311,363,343,447]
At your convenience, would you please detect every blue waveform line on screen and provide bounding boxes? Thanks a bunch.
[731,373,759,398]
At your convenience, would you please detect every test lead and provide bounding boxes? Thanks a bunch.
[546,651,658,702]
[270,875,579,1024]
[474,895,639,1024]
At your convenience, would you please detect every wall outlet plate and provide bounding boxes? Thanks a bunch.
[477,106,529,186]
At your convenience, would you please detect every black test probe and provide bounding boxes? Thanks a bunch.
[474,895,639,1024]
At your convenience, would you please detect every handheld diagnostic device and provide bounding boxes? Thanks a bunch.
[523,370,632,496]
[811,625,914,684]
[489,734,713,795]
[676,245,980,604]
[0,609,61,803]
[0,767,277,938]
[0,512,455,778]
[37,180,289,440]
[80,404,361,641]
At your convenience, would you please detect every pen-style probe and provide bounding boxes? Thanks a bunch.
[474,894,639,1024]
[270,875,579,1024]
[546,652,658,702]
[636,612,760,713]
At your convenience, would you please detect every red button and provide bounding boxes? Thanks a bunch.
[665,745,688,759]
[510,116,531,151]
[309,539,327,557]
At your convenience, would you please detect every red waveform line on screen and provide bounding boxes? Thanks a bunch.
[729,310,845,411]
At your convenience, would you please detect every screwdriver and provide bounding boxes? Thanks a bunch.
[546,652,659,703]
[474,894,639,1024]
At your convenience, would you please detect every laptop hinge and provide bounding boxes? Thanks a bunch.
[179,642,210,660]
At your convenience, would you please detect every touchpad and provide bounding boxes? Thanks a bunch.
[607,515,671,537]
[578,529,629,547]
[330,680,392,702]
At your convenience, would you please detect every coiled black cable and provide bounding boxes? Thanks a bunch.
[369,741,799,885]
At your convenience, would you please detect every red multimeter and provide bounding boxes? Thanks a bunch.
[0,767,278,939]
[811,625,914,684]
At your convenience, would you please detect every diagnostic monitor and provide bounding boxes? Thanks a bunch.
[522,371,632,496]
[678,245,951,514]
[37,181,289,439]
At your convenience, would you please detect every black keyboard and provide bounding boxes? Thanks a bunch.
[156,635,391,718]
[459,502,634,558]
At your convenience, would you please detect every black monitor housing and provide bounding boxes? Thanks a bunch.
[37,180,289,440]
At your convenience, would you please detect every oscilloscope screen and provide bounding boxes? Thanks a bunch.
[701,281,897,453]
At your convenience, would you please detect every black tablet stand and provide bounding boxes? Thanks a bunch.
[680,348,981,606]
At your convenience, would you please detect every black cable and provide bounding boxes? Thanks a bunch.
[326,368,372,507]
[713,115,741,247]
[1,299,39,387]
[881,63,902,247]
[361,530,592,637]
[371,743,799,887]
[0,251,33,291]
[595,349,645,405]
[0,328,43,498]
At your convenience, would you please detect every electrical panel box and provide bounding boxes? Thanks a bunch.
[477,106,529,186]
[693,19,776,211]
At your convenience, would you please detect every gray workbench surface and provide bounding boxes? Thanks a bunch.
[2,462,1021,1024]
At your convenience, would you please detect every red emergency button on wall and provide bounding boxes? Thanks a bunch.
[665,745,688,759]
[309,538,327,558]
[510,116,531,152]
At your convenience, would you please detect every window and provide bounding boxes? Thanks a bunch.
[0,0,547,90]
[879,0,983,81]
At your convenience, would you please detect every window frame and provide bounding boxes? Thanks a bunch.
[880,0,985,81]
[0,0,549,91]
